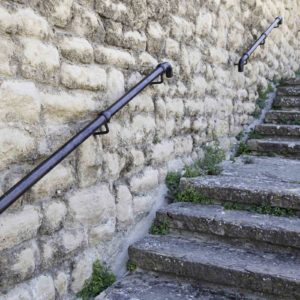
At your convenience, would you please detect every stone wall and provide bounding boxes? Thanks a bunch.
[0,0,299,298]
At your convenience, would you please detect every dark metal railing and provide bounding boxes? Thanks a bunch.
[0,62,173,214]
[237,16,283,72]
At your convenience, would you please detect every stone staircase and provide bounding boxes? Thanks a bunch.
[98,79,300,300]
[248,78,300,157]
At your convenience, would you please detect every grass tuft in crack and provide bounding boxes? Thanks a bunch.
[77,260,116,300]
[150,220,170,235]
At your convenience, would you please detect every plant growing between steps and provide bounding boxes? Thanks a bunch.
[165,145,225,198]
[150,219,170,235]
[77,260,116,300]
[126,261,137,272]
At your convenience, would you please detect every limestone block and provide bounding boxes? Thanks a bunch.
[104,19,123,46]
[131,115,156,143]
[165,38,180,60]
[133,195,155,215]
[61,63,107,91]
[103,152,122,179]
[41,91,97,123]
[138,52,158,69]
[15,8,51,39]
[59,36,93,63]
[0,128,36,170]
[174,136,193,155]
[0,6,15,33]
[209,47,229,65]
[31,275,55,300]
[95,0,128,22]
[54,272,68,298]
[89,220,115,245]
[39,0,74,28]
[170,16,195,42]
[67,185,116,226]
[130,168,159,193]
[106,68,125,100]
[129,149,145,168]
[21,38,60,83]
[151,140,174,163]
[42,201,68,233]
[116,185,133,227]
[123,31,147,51]
[185,99,205,116]
[95,46,136,68]
[165,97,184,117]
[0,206,41,251]
[2,286,32,300]
[59,229,86,253]
[147,21,165,53]
[71,253,93,293]
[128,94,154,112]
[71,4,105,40]
[11,241,39,282]
[32,164,74,199]
[0,80,40,123]
[196,10,213,36]
[0,38,15,76]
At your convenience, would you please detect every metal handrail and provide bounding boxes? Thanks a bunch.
[237,16,283,72]
[0,62,173,214]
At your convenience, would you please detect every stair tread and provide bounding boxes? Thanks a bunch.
[99,271,264,300]
[131,235,300,278]
[221,156,300,183]
[129,235,300,297]
[158,203,300,249]
[180,175,300,210]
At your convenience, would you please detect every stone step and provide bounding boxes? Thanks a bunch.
[156,203,300,251]
[265,110,300,125]
[98,270,270,300]
[180,176,300,211]
[129,235,300,298]
[280,78,300,86]
[247,138,300,158]
[255,124,300,138]
[273,96,300,109]
[277,86,300,96]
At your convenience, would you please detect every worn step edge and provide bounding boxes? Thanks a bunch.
[255,124,300,138]
[99,270,276,300]
[129,235,300,298]
[265,110,300,125]
[277,86,300,96]
[273,96,300,109]
[156,203,300,250]
[248,139,300,157]
[180,176,300,210]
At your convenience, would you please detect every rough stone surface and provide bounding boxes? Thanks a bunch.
[157,202,300,250]
[0,0,299,297]
[129,235,300,298]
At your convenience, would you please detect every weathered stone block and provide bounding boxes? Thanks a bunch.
[67,185,116,226]
[61,63,107,91]
[151,140,174,163]
[15,8,51,39]
[133,195,155,215]
[130,168,159,194]
[0,128,36,170]
[94,46,135,69]
[0,80,40,123]
[0,6,14,33]
[116,185,133,227]
[54,272,68,298]
[21,39,60,83]
[41,91,97,124]
[106,68,125,100]
[89,221,115,245]
[0,206,41,251]
[32,164,74,199]
[42,201,68,234]
[59,36,93,63]
[31,275,55,300]
[0,38,15,76]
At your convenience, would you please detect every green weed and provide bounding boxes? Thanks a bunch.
[77,260,116,300]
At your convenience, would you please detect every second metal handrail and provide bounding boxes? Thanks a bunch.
[237,16,283,72]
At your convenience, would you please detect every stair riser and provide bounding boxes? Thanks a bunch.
[280,79,300,86]
[277,86,300,97]
[273,97,300,109]
[156,211,300,251]
[255,125,300,138]
[265,112,300,125]
[129,247,300,298]
[180,181,300,211]
[248,141,300,158]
